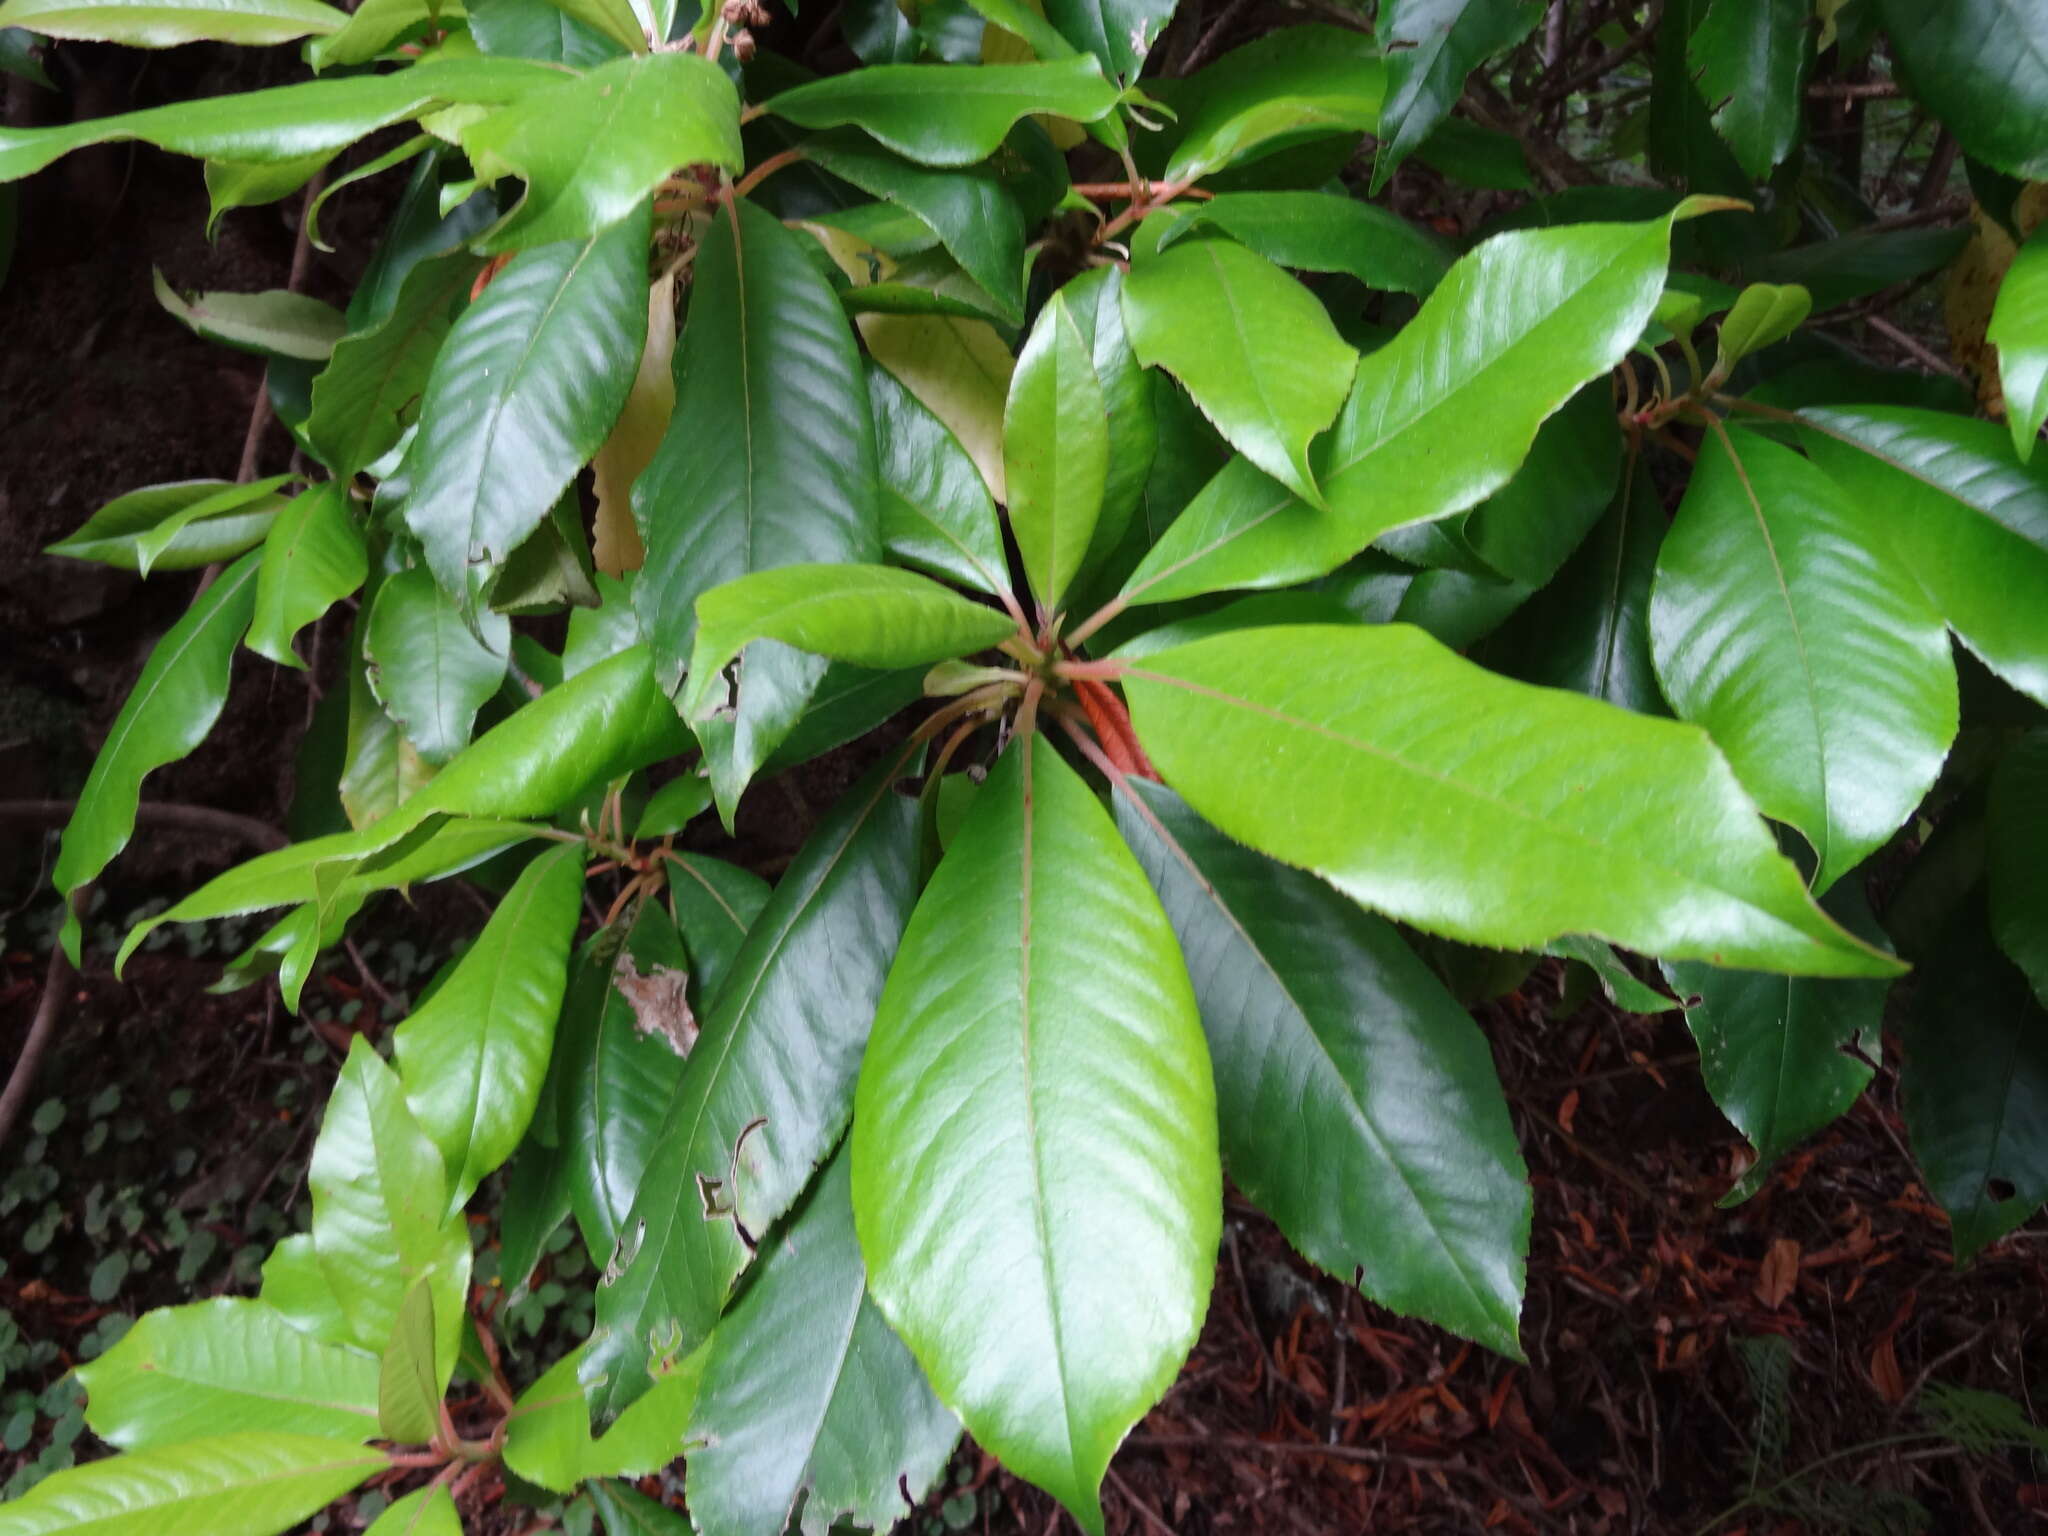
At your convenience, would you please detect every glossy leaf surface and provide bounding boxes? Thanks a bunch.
[247,484,367,668]
[0,0,343,45]
[1161,25,1384,182]
[363,1487,460,1536]
[1005,292,1108,612]
[1875,0,2048,179]
[854,736,1219,1533]
[363,566,510,766]
[1370,0,1540,193]
[859,312,1013,501]
[46,479,287,573]
[870,364,1008,596]
[1686,0,1810,179]
[1991,731,2048,1006]
[377,1281,441,1444]
[1122,624,1901,977]
[1989,224,2048,461]
[152,271,345,360]
[1152,191,1452,297]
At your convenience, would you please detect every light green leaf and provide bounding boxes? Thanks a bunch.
[364,566,511,766]
[1649,426,1957,892]
[364,1487,461,1536]
[0,1433,385,1536]
[1989,223,2048,461]
[1686,0,1812,180]
[1802,406,2048,706]
[377,1281,441,1444]
[1991,731,2048,1007]
[258,1236,356,1348]
[52,550,258,961]
[152,269,345,360]
[461,53,738,252]
[0,0,343,45]
[870,363,1008,597]
[1161,24,1385,182]
[1122,238,1356,511]
[688,1144,959,1536]
[1874,0,2048,180]
[1151,190,1453,297]
[1005,291,1108,612]
[48,478,291,577]
[537,0,648,52]
[1058,265,1156,582]
[1115,778,1527,1355]
[853,735,1219,1534]
[1548,937,1678,1013]
[504,1344,701,1493]
[682,565,1015,722]
[587,752,919,1421]
[761,57,1121,167]
[1119,208,1698,607]
[858,312,1013,503]
[247,484,367,668]
[1370,0,1540,193]
[400,205,651,600]
[395,841,585,1210]
[1122,624,1903,977]
[1710,282,1812,379]
[305,0,448,68]
[309,1038,471,1388]
[75,1298,379,1450]
[637,775,712,839]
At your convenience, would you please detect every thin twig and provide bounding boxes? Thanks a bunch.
[0,895,80,1150]
[1805,80,1902,100]
[1862,313,1963,379]
[0,800,289,851]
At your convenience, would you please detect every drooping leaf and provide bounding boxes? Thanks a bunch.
[1122,624,1903,977]
[460,53,739,252]
[308,1038,471,1389]
[363,566,511,766]
[1042,0,1171,81]
[0,0,343,45]
[687,1145,959,1536]
[1159,24,1385,182]
[394,841,585,1210]
[1548,936,1678,1014]
[761,57,1121,167]
[1369,0,1541,193]
[853,736,1219,1534]
[1801,406,2048,707]
[1114,778,1527,1355]
[376,1280,442,1444]
[1989,223,2048,461]
[1874,0,2048,180]
[869,363,1008,596]
[681,565,1015,721]
[1991,731,2048,1006]
[1686,0,1812,179]
[587,1481,695,1535]
[1649,426,1958,892]
[1122,238,1356,511]
[75,1298,379,1451]
[1005,291,1108,612]
[400,205,650,600]
[46,478,289,575]
[858,312,1013,501]
[246,484,367,668]
[1118,206,1702,607]
[586,753,919,1420]
[52,550,259,961]
[0,1434,386,1536]
[363,1487,461,1536]
[1151,190,1453,297]
[304,0,439,68]
[152,270,345,361]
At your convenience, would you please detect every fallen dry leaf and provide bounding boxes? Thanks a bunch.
[1755,1237,1801,1309]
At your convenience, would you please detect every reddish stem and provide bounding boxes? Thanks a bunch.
[1071,678,1156,781]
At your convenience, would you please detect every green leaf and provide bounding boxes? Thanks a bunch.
[1454,380,1622,588]
[47,478,290,575]
[1122,624,1903,977]
[0,0,343,45]
[308,251,483,478]
[1802,406,2048,707]
[667,853,771,1004]
[1160,24,1385,183]
[1548,936,1677,1013]
[305,0,441,68]
[52,550,259,961]
[587,752,919,1421]
[395,841,585,1210]
[1750,225,1970,314]
[858,312,1013,503]
[461,53,738,252]
[0,1433,386,1536]
[400,205,651,600]
[309,1038,471,1389]
[803,140,1027,323]
[1370,0,1541,193]
[1058,265,1156,581]
[1989,223,2048,461]
[1649,427,1958,892]
[364,1487,461,1536]
[0,56,557,185]
[1710,282,1812,379]
[682,565,1015,722]
[1042,0,1170,80]
[633,199,879,818]
[588,1482,694,1536]
[1114,778,1527,1355]
[1901,896,2048,1259]
[870,363,1008,597]
[376,1281,441,1444]
[504,1344,701,1493]
[497,1133,572,1295]
[1122,238,1356,511]
[1005,291,1108,612]
[152,270,345,361]
[853,736,1219,1534]
[258,1236,356,1348]
[472,0,625,62]
[1118,207,1697,608]
[1151,191,1453,297]
[364,566,511,766]
[247,485,368,668]
[1686,0,1812,179]
[1875,0,2048,180]
[558,906,693,1264]
[687,1143,958,1536]
[637,775,712,839]
[1664,885,1885,1203]
[75,1298,379,1451]
[536,0,649,52]
[1991,731,2048,1007]
[761,57,1121,167]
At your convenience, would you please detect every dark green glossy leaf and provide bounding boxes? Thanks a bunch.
[588,1481,695,1535]
[471,0,625,63]
[870,363,1008,597]
[1122,624,1903,976]
[687,1145,959,1536]
[1042,0,1170,80]
[1687,0,1811,179]
[1875,0,2048,180]
[0,0,344,45]
[1059,265,1156,577]
[497,1133,572,1295]
[46,478,288,573]
[1152,190,1453,296]
[1159,25,1385,183]
[1006,291,1108,612]
[1750,226,1970,313]
[1991,731,2048,1006]
[1457,380,1622,587]
[1369,0,1541,194]
[247,484,367,668]
[853,736,1218,1534]
[1115,778,1527,1355]
[858,311,1012,501]
[363,566,511,766]
[1990,224,2048,461]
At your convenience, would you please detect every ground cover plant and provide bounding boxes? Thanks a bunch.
[1,0,2046,1531]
